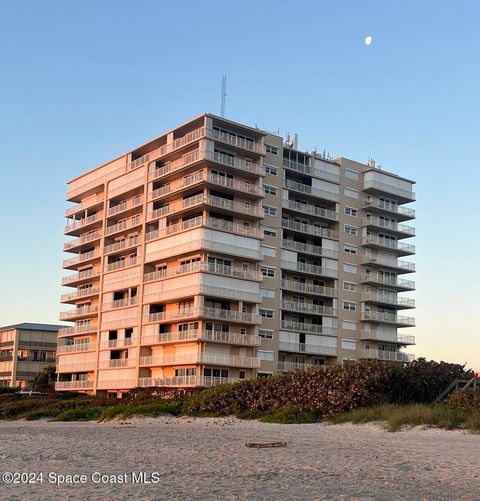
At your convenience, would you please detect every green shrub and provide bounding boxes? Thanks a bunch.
[259,405,318,424]
[99,400,183,421]
[445,388,480,413]
[52,407,104,421]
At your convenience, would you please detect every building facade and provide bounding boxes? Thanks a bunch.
[0,323,60,388]
[58,114,415,395]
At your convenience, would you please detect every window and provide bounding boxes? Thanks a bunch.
[344,207,358,217]
[344,188,359,199]
[259,308,274,319]
[345,169,359,180]
[344,225,358,236]
[258,350,275,361]
[204,368,229,378]
[263,227,277,237]
[344,244,358,255]
[239,370,246,379]
[343,301,357,311]
[260,266,275,278]
[265,165,278,175]
[264,185,277,196]
[175,368,196,376]
[342,321,357,331]
[265,144,279,155]
[342,339,357,350]
[263,205,277,216]
[258,329,274,340]
[343,282,357,292]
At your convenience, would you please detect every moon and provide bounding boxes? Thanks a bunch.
[364,35,373,46]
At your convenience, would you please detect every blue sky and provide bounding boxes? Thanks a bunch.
[0,0,478,368]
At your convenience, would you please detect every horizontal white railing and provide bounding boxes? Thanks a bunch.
[359,331,416,345]
[278,341,337,356]
[103,236,140,254]
[59,305,98,320]
[278,361,320,372]
[102,297,138,310]
[143,261,262,283]
[55,380,94,390]
[284,179,339,202]
[363,180,416,201]
[281,219,338,240]
[361,274,415,289]
[281,260,338,278]
[61,287,100,303]
[361,292,415,308]
[362,254,415,272]
[57,361,96,372]
[63,231,101,251]
[65,213,101,233]
[361,311,415,326]
[280,301,337,317]
[104,256,139,273]
[282,158,340,183]
[62,250,101,268]
[58,324,98,337]
[282,199,339,221]
[57,343,97,354]
[62,269,100,285]
[281,280,337,297]
[280,321,337,336]
[281,239,339,259]
[140,353,260,368]
[66,165,126,200]
[65,194,104,217]
[362,235,415,254]
[107,195,143,216]
[100,337,135,349]
[98,359,131,369]
[362,217,415,236]
[360,349,415,363]
[137,375,242,388]
[144,307,261,325]
[141,329,260,346]
[206,127,265,154]
[105,217,142,236]
[362,198,415,219]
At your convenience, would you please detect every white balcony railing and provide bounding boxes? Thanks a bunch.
[144,307,261,325]
[137,375,242,388]
[361,292,415,308]
[363,180,416,201]
[61,287,100,303]
[62,268,100,286]
[107,195,143,217]
[278,341,337,356]
[280,301,337,317]
[282,158,340,183]
[59,305,98,320]
[58,324,98,337]
[360,349,415,363]
[57,361,96,373]
[65,194,104,217]
[98,359,131,369]
[361,311,415,326]
[362,198,415,219]
[141,329,260,347]
[140,353,260,368]
[206,127,265,155]
[62,250,101,268]
[103,236,140,255]
[281,260,338,278]
[359,331,416,345]
[362,254,415,272]
[57,343,96,354]
[361,274,415,290]
[280,321,337,336]
[280,280,337,298]
[100,337,136,349]
[63,231,101,251]
[282,199,339,221]
[65,213,100,233]
[284,179,339,202]
[281,219,338,240]
[362,217,415,236]
[55,380,94,390]
[281,239,339,259]
[362,235,415,254]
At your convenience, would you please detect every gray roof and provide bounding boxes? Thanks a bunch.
[0,323,64,333]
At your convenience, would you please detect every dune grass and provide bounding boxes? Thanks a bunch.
[328,403,480,432]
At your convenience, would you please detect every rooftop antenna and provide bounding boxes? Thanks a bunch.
[220,74,227,117]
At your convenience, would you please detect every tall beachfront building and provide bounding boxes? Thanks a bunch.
[58,114,415,396]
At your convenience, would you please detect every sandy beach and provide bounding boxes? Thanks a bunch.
[1,417,479,500]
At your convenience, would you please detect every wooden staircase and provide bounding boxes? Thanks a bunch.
[434,377,480,404]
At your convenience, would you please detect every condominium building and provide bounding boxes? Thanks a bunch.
[58,114,415,396]
[0,323,60,388]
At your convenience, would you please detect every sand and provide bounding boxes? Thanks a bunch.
[1,417,479,500]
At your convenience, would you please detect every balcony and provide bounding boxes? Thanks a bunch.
[107,196,143,217]
[278,341,337,356]
[363,179,415,203]
[105,218,142,237]
[281,239,339,259]
[57,343,97,354]
[104,256,139,273]
[102,297,138,310]
[137,375,242,388]
[141,329,260,347]
[64,213,101,236]
[206,127,265,155]
[62,250,101,269]
[100,337,136,349]
[148,150,203,182]
[362,217,415,238]
[360,349,415,363]
[360,331,416,345]
[284,179,339,202]
[362,235,415,256]
[360,311,415,327]
[140,353,260,368]
[57,361,96,373]
[278,361,322,372]
[63,231,101,252]
[96,379,138,390]
[143,261,263,284]
[58,324,98,337]
[145,216,263,242]
[280,280,337,298]
[281,260,338,279]
[55,380,94,391]
[62,268,100,286]
[361,254,415,273]
[65,194,103,218]
[361,274,415,291]
[282,199,339,222]
[98,359,132,369]
[281,219,338,240]
[61,287,100,304]
[361,292,415,309]
[144,307,261,325]
[280,321,337,337]
[59,305,99,321]
[281,301,337,317]
[282,158,340,183]
[104,236,140,255]
[362,198,415,221]
[66,164,126,202]
[101,317,138,330]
